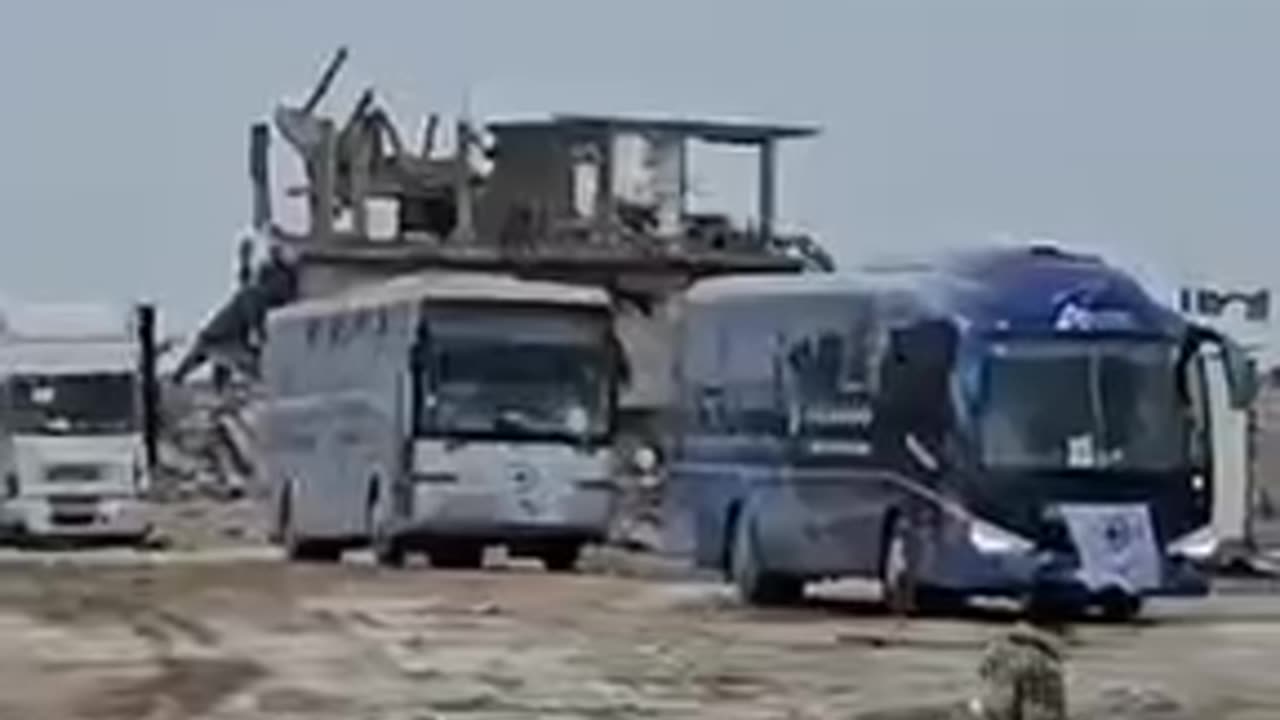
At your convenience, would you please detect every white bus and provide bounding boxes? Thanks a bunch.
[0,303,155,543]
[262,272,623,570]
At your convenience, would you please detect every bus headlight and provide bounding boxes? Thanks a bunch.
[969,519,1035,555]
[1169,526,1218,561]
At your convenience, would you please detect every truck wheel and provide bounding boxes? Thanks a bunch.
[730,514,803,606]
[540,542,582,572]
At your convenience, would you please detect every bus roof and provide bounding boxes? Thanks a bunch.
[686,245,1187,338]
[686,272,887,304]
[270,271,611,323]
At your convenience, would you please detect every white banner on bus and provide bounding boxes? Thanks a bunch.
[1057,503,1162,593]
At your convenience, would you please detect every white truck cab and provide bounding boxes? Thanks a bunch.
[0,303,156,543]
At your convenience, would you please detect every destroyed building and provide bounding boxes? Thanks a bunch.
[174,48,833,486]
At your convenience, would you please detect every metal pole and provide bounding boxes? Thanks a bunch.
[758,138,776,245]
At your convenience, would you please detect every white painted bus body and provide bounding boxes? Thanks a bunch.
[262,272,621,568]
[0,309,150,542]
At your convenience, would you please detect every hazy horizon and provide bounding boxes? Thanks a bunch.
[0,1,1277,345]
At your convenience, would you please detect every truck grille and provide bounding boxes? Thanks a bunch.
[44,464,104,483]
[49,494,100,525]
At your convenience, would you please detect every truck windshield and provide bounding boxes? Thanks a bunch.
[6,372,137,435]
[418,339,611,443]
[978,340,1190,472]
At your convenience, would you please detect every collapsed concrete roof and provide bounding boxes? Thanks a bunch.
[180,48,835,404]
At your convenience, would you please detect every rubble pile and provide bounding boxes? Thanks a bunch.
[154,379,263,502]
[147,379,268,547]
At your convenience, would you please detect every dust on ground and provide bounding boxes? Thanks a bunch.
[0,551,1276,720]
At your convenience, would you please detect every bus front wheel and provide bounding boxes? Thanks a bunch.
[880,516,918,615]
[1098,591,1144,622]
[730,515,803,606]
[368,487,406,569]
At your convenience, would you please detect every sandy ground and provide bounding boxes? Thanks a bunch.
[0,548,1275,720]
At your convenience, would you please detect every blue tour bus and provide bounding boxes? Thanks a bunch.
[666,245,1255,618]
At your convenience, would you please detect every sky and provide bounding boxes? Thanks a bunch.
[0,1,1278,345]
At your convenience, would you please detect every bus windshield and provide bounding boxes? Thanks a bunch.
[977,339,1191,472]
[418,339,611,443]
[5,372,138,436]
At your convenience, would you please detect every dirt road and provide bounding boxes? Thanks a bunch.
[0,549,1276,720]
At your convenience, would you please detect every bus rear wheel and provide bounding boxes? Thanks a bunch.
[539,542,582,572]
[429,542,484,570]
[372,533,406,569]
[287,537,342,563]
[281,489,341,563]
[730,515,803,606]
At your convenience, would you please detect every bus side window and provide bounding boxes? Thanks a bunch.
[842,303,876,391]
[329,316,344,346]
[878,320,957,443]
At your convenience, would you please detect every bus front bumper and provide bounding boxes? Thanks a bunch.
[922,540,1211,600]
[390,483,618,543]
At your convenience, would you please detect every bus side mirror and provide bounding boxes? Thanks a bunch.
[610,333,632,388]
[1221,338,1258,409]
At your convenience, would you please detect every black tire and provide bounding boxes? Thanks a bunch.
[367,486,406,569]
[269,481,293,545]
[282,488,341,563]
[1025,593,1086,623]
[370,515,406,569]
[1098,592,1144,622]
[879,515,915,615]
[429,542,485,569]
[729,514,803,606]
[540,543,582,573]
[913,586,965,617]
[289,539,343,563]
[373,534,407,569]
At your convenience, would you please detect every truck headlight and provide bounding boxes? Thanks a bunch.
[969,519,1035,555]
[1169,526,1218,561]
[632,447,658,474]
